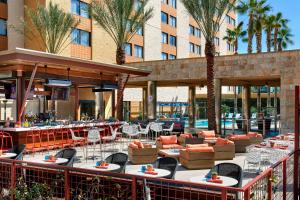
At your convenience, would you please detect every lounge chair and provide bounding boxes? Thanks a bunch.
[156,157,178,179]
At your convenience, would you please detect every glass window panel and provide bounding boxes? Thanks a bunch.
[80,30,90,46]
[170,16,176,27]
[170,0,176,8]
[161,52,168,60]
[161,12,168,24]
[170,35,176,46]
[162,32,168,44]
[169,54,176,60]
[80,2,90,18]
[124,43,132,56]
[135,45,143,58]
[0,19,7,36]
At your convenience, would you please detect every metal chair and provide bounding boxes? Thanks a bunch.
[163,123,175,135]
[105,152,128,173]
[102,126,119,152]
[243,151,262,173]
[86,129,102,160]
[55,148,77,167]
[156,157,178,179]
[70,129,86,159]
[9,144,26,160]
[150,123,163,140]
[138,123,151,141]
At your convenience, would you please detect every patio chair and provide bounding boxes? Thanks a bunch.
[138,123,151,141]
[156,157,178,179]
[235,113,241,119]
[163,123,175,135]
[123,125,140,145]
[105,152,128,173]
[86,129,102,160]
[55,148,77,167]
[150,123,163,140]
[207,163,243,188]
[243,151,262,173]
[102,126,119,152]
[227,113,234,119]
[9,144,26,160]
[70,129,85,158]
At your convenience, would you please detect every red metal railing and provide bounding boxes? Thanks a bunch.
[0,151,295,200]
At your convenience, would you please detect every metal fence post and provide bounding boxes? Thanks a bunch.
[131,177,137,200]
[267,171,273,200]
[244,189,250,200]
[221,189,227,200]
[64,169,70,200]
[10,161,16,200]
[283,159,287,200]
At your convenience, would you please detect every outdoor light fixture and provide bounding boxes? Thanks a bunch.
[92,82,118,92]
[44,79,72,87]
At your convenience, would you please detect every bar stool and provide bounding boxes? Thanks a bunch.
[58,127,72,148]
[25,128,42,153]
[0,131,13,151]
[40,128,56,150]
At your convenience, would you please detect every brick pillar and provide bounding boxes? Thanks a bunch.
[142,87,148,120]
[147,81,157,120]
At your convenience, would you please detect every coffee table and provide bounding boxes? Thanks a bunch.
[158,149,181,159]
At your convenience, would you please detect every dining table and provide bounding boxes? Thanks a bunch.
[85,163,120,172]
[190,175,238,187]
[127,168,171,178]
[30,158,69,165]
[0,153,17,158]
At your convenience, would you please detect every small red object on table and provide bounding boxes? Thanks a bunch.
[207,179,223,184]
[144,171,158,175]
[96,165,109,169]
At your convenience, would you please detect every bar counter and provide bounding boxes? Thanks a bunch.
[0,122,123,146]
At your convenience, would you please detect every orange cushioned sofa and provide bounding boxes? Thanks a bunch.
[198,130,218,142]
[247,132,263,144]
[178,133,204,146]
[128,141,158,164]
[227,135,251,153]
[156,135,184,150]
[213,138,235,160]
[179,144,215,169]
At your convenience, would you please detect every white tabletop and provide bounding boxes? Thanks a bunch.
[159,149,180,156]
[85,163,120,171]
[30,158,69,165]
[127,168,171,178]
[0,153,17,158]
[190,176,238,187]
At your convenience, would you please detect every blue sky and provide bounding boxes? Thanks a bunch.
[238,0,300,53]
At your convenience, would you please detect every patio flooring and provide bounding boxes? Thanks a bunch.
[23,137,292,187]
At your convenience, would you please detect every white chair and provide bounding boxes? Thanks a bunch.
[150,123,163,140]
[227,113,234,119]
[243,151,261,173]
[102,126,119,152]
[123,125,140,144]
[138,123,151,141]
[163,123,174,135]
[86,129,102,160]
[70,129,86,158]
[235,113,241,119]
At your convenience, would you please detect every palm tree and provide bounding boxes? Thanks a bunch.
[273,12,288,51]
[263,15,276,52]
[236,0,257,54]
[277,28,293,51]
[253,0,271,53]
[223,22,247,54]
[91,0,153,120]
[181,0,235,133]
[13,2,79,54]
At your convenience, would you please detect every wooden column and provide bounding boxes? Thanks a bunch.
[142,87,148,120]
[16,71,23,121]
[74,85,80,121]
[188,86,196,128]
[111,90,115,118]
[214,79,222,135]
[147,81,157,120]
[242,85,251,131]
[257,86,261,113]
[95,92,105,120]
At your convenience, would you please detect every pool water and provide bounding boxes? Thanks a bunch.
[185,120,234,128]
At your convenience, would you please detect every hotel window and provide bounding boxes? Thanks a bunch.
[170,35,176,46]
[195,45,201,55]
[195,28,201,38]
[215,52,220,56]
[161,52,168,60]
[162,0,168,4]
[72,0,90,18]
[189,42,195,53]
[124,43,132,56]
[189,25,195,35]
[162,32,168,44]
[170,0,176,8]
[214,37,220,46]
[169,54,176,60]
[136,26,143,35]
[134,45,143,58]
[71,28,91,46]
[0,19,7,36]
[134,0,142,11]
[226,15,236,26]
[161,12,168,24]
[170,16,177,27]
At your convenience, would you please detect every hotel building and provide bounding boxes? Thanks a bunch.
[0,0,236,120]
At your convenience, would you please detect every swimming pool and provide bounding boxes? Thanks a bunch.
[185,120,235,128]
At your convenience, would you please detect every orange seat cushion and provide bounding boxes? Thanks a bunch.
[199,131,216,138]
[228,135,250,141]
[134,140,144,148]
[186,144,209,148]
[160,135,177,145]
[180,133,193,138]
[216,138,233,145]
[129,143,139,149]
[247,132,262,138]
[186,146,214,153]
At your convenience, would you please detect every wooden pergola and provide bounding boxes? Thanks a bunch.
[0,48,151,124]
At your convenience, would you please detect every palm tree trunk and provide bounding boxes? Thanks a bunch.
[116,46,126,120]
[247,14,254,54]
[266,29,271,52]
[256,30,262,53]
[234,39,238,55]
[205,41,216,133]
[274,28,278,52]
[278,41,283,51]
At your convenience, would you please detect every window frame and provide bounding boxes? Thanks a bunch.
[162,32,169,44]
[170,16,177,27]
[124,43,132,56]
[71,28,91,46]
[134,45,143,58]
[161,52,168,60]
[161,12,168,24]
[0,19,7,36]
[71,0,90,19]
[170,35,177,47]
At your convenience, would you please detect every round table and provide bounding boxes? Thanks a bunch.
[0,153,17,158]
[127,168,171,178]
[86,163,120,171]
[190,176,238,187]
[31,158,69,165]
